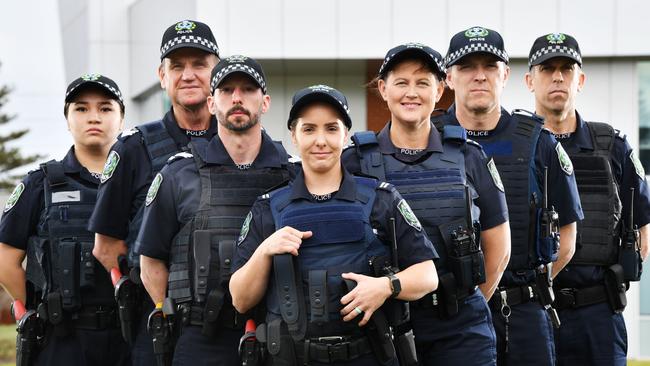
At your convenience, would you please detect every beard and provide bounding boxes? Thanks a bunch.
[218,105,261,132]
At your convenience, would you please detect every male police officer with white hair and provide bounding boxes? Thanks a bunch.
[525,32,650,365]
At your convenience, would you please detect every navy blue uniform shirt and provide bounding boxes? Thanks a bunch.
[0,147,99,250]
[135,130,296,261]
[88,109,217,240]
[555,111,650,288]
[341,121,509,231]
[233,167,439,273]
[443,106,584,228]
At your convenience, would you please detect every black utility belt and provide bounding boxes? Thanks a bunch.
[554,285,608,310]
[414,286,476,310]
[39,303,119,330]
[177,302,244,330]
[295,336,373,364]
[489,284,538,311]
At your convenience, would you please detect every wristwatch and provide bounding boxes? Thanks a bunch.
[386,273,401,298]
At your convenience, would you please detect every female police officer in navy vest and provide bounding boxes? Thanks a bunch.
[231,85,439,366]
[342,43,511,365]
[0,74,130,365]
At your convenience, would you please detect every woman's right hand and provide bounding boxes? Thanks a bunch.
[262,226,312,257]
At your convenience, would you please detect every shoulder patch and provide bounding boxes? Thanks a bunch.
[145,173,163,206]
[167,152,193,164]
[4,183,25,212]
[119,128,139,139]
[237,211,253,245]
[555,143,574,175]
[487,158,505,192]
[398,199,422,232]
[100,151,120,183]
[630,151,646,179]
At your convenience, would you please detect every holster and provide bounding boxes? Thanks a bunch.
[147,299,176,366]
[114,274,140,344]
[266,318,297,366]
[15,310,42,366]
[239,325,265,366]
[604,264,627,313]
[534,268,560,328]
[394,329,417,366]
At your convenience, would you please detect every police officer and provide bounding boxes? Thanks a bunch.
[342,43,511,365]
[88,20,219,365]
[231,84,439,366]
[135,55,294,365]
[0,74,129,365]
[443,26,584,365]
[525,33,650,365]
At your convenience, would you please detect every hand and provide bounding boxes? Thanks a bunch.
[262,226,312,257]
[340,273,392,327]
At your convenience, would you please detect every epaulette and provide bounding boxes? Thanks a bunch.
[377,181,394,191]
[511,108,544,124]
[166,152,193,164]
[466,138,482,148]
[288,155,302,164]
[615,129,626,141]
[118,127,140,140]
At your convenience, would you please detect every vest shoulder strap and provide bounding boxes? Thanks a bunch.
[138,120,180,173]
[167,152,193,165]
[41,160,67,188]
[351,131,386,181]
[511,109,544,141]
[586,121,615,153]
[442,125,467,144]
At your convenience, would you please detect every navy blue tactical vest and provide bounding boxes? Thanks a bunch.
[479,111,545,270]
[167,144,290,323]
[124,120,182,266]
[566,122,621,266]
[351,125,476,276]
[26,161,114,310]
[266,176,389,338]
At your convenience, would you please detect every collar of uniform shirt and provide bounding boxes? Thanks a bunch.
[376,121,443,155]
[445,104,511,139]
[289,168,357,202]
[199,130,284,168]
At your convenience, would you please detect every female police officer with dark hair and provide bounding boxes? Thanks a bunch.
[230,84,439,366]
[342,43,511,365]
[0,74,130,365]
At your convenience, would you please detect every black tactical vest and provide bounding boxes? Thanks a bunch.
[167,145,290,316]
[478,111,544,270]
[25,161,114,310]
[565,122,621,266]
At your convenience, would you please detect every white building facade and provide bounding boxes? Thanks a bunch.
[58,0,650,358]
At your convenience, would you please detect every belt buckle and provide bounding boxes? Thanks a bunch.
[328,341,350,362]
[317,336,345,344]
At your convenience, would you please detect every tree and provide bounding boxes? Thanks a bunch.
[0,62,42,189]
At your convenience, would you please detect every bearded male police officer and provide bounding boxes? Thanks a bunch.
[136,55,295,365]
[442,26,584,365]
[88,20,220,365]
[342,43,510,365]
[525,33,650,366]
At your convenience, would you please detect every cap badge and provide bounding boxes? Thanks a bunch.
[465,27,489,39]
[403,42,425,49]
[81,73,101,81]
[546,33,566,44]
[227,55,248,63]
[175,20,196,33]
[309,85,334,93]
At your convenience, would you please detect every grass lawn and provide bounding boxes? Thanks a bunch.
[0,324,15,366]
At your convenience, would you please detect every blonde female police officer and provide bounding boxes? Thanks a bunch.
[342,43,511,365]
[0,74,129,365]
[231,85,439,366]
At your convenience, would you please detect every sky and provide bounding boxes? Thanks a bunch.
[0,0,69,176]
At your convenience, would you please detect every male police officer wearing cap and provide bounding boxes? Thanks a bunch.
[136,55,295,365]
[231,84,438,366]
[0,74,130,365]
[342,43,511,365]
[525,33,650,366]
[88,20,220,365]
[442,26,584,365]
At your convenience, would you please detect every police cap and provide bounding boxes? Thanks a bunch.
[210,55,267,95]
[445,26,509,68]
[528,33,582,69]
[160,20,219,60]
[379,43,446,80]
[288,85,352,130]
[65,73,124,108]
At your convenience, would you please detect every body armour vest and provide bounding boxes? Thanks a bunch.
[266,176,389,338]
[25,161,114,310]
[351,126,480,279]
[167,145,290,317]
[125,120,182,266]
[567,122,621,266]
[478,111,546,270]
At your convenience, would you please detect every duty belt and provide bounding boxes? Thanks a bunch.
[554,285,608,310]
[295,336,373,364]
[414,287,475,311]
[488,284,538,311]
[71,305,120,330]
[179,303,244,329]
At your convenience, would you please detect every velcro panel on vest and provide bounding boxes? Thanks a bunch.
[352,131,386,181]
[308,270,328,324]
[192,230,212,301]
[140,121,179,173]
[44,161,67,187]
[282,206,366,248]
[570,154,620,265]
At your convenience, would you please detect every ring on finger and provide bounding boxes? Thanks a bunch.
[354,306,363,315]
